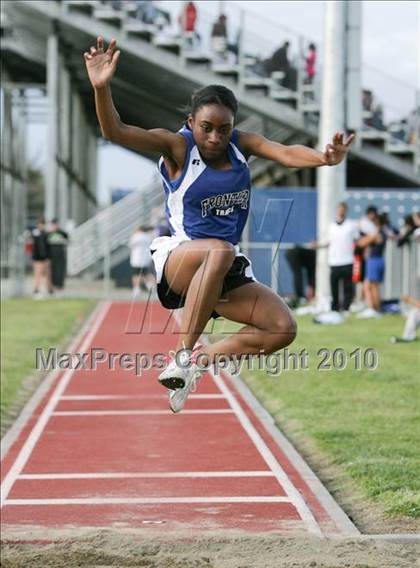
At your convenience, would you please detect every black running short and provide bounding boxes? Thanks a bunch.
[131,266,150,277]
[153,253,255,319]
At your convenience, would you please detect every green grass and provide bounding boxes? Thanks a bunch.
[1,299,96,432]
[209,314,420,518]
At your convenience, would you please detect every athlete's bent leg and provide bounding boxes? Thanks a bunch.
[164,239,236,351]
[198,281,297,364]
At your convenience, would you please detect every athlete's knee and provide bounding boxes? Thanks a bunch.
[203,239,236,273]
[266,314,297,350]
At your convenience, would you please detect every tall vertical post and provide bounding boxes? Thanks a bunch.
[13,90,28,296]
[71,91,82,224]
[315,0,346,308]
[87,127,98,219]
[59,63,71,225]
[46,31,60,222]
[1,85,13,280]
[237,7,245,92]
[345,1,362,135]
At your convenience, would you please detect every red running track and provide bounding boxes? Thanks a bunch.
[1,301,356,537]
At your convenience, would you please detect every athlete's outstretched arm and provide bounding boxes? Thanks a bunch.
[238,131,355,168]
[84,36,185,163]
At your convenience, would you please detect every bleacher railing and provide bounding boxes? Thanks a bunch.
[66,179,163,276]
[62,0,418,173]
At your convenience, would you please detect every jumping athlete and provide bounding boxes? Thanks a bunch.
[84,37,354,412]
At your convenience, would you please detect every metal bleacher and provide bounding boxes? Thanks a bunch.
[3,0,420,188]
[2,0,419,280]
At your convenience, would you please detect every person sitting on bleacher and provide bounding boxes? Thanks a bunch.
[211,14,228,60]
[304,43,316,84]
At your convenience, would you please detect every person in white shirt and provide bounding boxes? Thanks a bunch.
[328,202,359,313]
[312,202,359,324]
[129,225,155,293]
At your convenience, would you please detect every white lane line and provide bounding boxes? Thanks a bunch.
[52,409,234,416]
[0,301,112,509]
[60,395,226,400]
[174,313,323,536]
[210,369,323,537]
[1,303,105,461]
[18,471,275,480]
[4,496,292,506]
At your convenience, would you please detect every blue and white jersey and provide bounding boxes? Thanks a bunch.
[158,125,251,245]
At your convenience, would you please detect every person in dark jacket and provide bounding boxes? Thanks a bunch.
[31,216,52,298]
[47,218,69,290]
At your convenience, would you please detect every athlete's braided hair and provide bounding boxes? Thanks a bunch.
[185,84,238,118]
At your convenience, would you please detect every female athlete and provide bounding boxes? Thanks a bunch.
[84,37,354,412]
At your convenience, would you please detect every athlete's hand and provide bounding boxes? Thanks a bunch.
[84,36,120,89]
[322,132,355,166]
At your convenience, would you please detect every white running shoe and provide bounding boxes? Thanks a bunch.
[158,348,199,389]
[356,308,382,319]
[158,348,204,413]
[168,366,203,413]
[313,311,344,325]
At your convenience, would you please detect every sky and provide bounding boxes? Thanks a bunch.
[24,0,419,205]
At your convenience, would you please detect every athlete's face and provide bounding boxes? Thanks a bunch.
[188,104,234,161]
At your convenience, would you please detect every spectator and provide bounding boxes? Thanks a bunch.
[47,218,69,291]
[227,28,241,63]
[362,89,373,113]
[371,102,385,131]
[31,216,52,299]
[129,225,155,294]
[266,41,290,74]
[313,202,359,324]
[264,41,297,90]
[362,89,375,128]
[211,14,228,60]
[397,214,416,247]
[413,212,420,239]
[352,205,379,312]
[304,43,316,84]
[357,213,387,319]
[136,1,170,29]
[285,245,316,306]
[390,296,420,343]
[390,118,410,144]
[381,212,399,240]
[179,1,199,46]
[358,205,378,236]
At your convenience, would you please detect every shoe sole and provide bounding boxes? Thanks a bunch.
[159,376,185,390]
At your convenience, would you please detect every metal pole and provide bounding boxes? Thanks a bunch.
[237,7,245,92]
[1,83,13,280]
[46,31,60,222]
[345,1,362,138]
[315,0,347,310]
[15,90,28,296]
[102,193,112,298]
[71,91,82,224]
[87,128,98,219]
[59,64,71,225]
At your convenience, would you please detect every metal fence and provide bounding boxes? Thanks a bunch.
[240,239,420,300]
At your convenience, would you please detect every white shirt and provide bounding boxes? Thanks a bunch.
[129,231,155,268]
[359,216,377,235]
[328,219,359,267]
